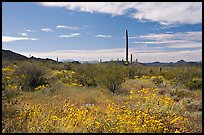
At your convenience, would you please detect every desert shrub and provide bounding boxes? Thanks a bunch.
[16,61,48,91]
[170,89,192,99]
[185,79,202,90]
[62,62,76,70]
[48,80,66,93]
[2,98,19,118]
[181,98,201,112]
[95,63,126,93]
[74,64,97,87]
[2,87,20,100]
[134,64,143,77]
[158,88,167,95]
[152,77,163,85]
[126,66,137,79]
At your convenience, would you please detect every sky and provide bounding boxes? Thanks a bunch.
[2,2,202,62]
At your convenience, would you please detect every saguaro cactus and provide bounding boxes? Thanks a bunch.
[160,67,162,72]
[125,30,129,65]
[130,54,132,63]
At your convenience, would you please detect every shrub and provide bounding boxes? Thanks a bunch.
[96,64,125,93]
[170,89,192,99]
[16,61,47,91]
[74,64,97,87]
[126,66,136,79]
[181,98,201,112]
[185,79,202,90]
[152,77,163,85]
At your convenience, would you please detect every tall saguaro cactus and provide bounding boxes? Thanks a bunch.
[130,54,132,63]
[126,30,128,65]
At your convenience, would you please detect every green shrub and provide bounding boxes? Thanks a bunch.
[152,77,163,85]
[126,66,136,79]
[185,79,202,90]
[74,64,97,87]
[16,62,47,91]
[96,64,125,93]
[170,89,192,99]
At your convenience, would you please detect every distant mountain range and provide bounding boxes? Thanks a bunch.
[2,49,202,66]
[143,60,202,66]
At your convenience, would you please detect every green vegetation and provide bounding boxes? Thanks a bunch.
[2,58,202,133]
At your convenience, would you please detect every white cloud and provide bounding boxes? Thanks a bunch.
[41,28,53,32]
[132,41,201,49]
[38,2,131,16]
[166,42,202,49]
[132,2,202,25]
[131,31,202,49]
[59,33,80,38]
[132,40,188,44]
[38,2,202,25]
[95,34,112,38]
[138,31,202,41]
[18,33,28,36]
[18,48,202,63]
[26,29,34,32]
[56,25,79,30]
[2,36,38,42]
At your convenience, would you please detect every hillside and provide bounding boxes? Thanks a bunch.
[2,49,28,61]
[2,49,57,63]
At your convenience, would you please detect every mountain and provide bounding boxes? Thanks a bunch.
[143,60,202,66]
[2,49,28,61]
[176,59,186,64]
[2,49,57,63]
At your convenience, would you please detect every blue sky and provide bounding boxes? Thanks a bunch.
[2,2,202,62]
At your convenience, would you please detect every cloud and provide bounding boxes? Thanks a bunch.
[130,31,202,49]
[18,48,202,63]
[41,28,53,32]
[59,33,80,38]
[38,2,202,25]
[38,2,131,15]
[18,33,28,36]
[132,2,202,25]
[138,31,202,42]
[95,34,112,38]
[56,25,79,30]
[132,40,188,44]
[2,36,38,42]
[26,29,34,32]
[151,24,178,31]
[166,42,202,49]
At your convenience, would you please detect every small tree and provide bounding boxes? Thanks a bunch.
[16,61,47,91]
[96,63,125,93]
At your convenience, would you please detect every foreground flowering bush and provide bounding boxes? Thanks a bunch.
[2,87,193,133]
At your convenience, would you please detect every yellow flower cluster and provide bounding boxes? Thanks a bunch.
[2,87,191,133]
[35,84,49,90]
[140,75,165,81]
[134,76,139,79]
[7,84,18,89]
[150,76,164,79]
[2,66,15,72]
[51,70,80,87]
[141,75,151,79]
